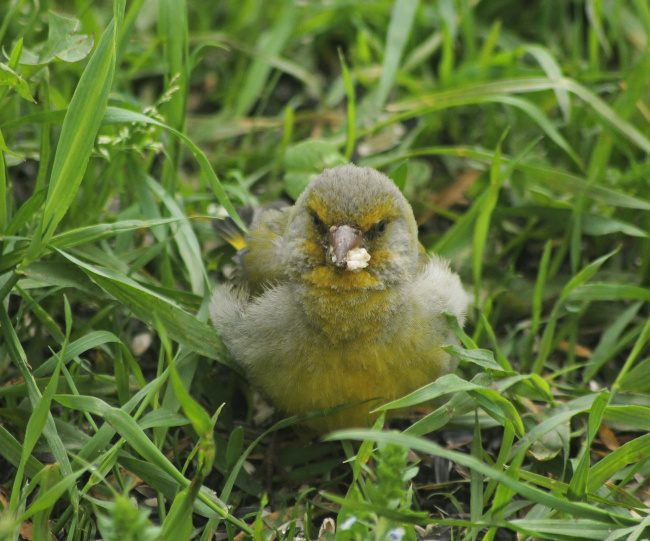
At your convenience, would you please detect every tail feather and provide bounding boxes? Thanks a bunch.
[211,207,254,250]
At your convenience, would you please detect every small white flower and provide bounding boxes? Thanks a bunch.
[387,527,406,541]
[340,516,357,530]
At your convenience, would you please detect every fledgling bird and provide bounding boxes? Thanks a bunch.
[211,164,468,432]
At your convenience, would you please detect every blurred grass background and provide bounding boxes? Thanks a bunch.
[0,0,649,539]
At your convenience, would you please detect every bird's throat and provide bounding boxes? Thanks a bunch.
[300,267,400,343]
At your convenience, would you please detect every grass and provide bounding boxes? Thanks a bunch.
[0,0,649,539]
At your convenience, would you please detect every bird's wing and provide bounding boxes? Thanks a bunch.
[239,207,291,294]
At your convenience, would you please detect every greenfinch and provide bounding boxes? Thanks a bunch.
[211,165,468,431]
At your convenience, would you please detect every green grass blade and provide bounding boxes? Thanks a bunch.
[583,302,643,382]
[473,133,505,306]
[37,9,121,248]
[613,316,650,391]
[568,284,650,302]
[18,468,87,523]
[523,44,572,122]
[338,49,356,159]
[103,107,246,231]
[0,425,44,479]
[587,433,650,492]
[233,2,295,117]
[389,77,650,154]
[32,330,124,377]
[567,390,609,501]
[470,413,483,540]
[533,249,619,374]
[158,0,188,134]
[375,0,419,109]
[9,359,62,513]
[0,304,73,480]
[327,430,640,526]
[57,250,234,369]
[604,405,650,432]
[522,241,552,370]
[146,176,207,296]
[0,128,10,232]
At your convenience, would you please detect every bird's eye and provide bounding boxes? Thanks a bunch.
[312,213,325,231]
[366,219,387,240]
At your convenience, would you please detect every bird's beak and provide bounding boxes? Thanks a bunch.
[327,224,370,270]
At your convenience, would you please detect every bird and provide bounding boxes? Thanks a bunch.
[210,164,468,432]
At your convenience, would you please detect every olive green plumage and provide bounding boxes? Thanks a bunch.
[211,164,468,431]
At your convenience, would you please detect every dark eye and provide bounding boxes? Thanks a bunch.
[312,213,326,231]
[366,220,387,240]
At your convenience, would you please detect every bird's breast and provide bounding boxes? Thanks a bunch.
[300,267,401,343]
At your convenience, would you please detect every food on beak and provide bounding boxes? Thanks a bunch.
[326,224,370,270]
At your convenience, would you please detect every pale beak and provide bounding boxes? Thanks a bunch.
[327,224,370,270]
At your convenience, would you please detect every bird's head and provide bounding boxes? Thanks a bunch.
[284,165,421,289]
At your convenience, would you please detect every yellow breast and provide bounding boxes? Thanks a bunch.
[251,282,451,431]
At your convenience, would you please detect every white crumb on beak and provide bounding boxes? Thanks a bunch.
[346,247,371,270]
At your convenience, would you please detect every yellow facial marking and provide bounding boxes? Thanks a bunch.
[354,202,399,231]
[303,266,383,290]
[306,193,328,220]
[306,193,399,232]
[366,248,393,266]
[300,239,324,261]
